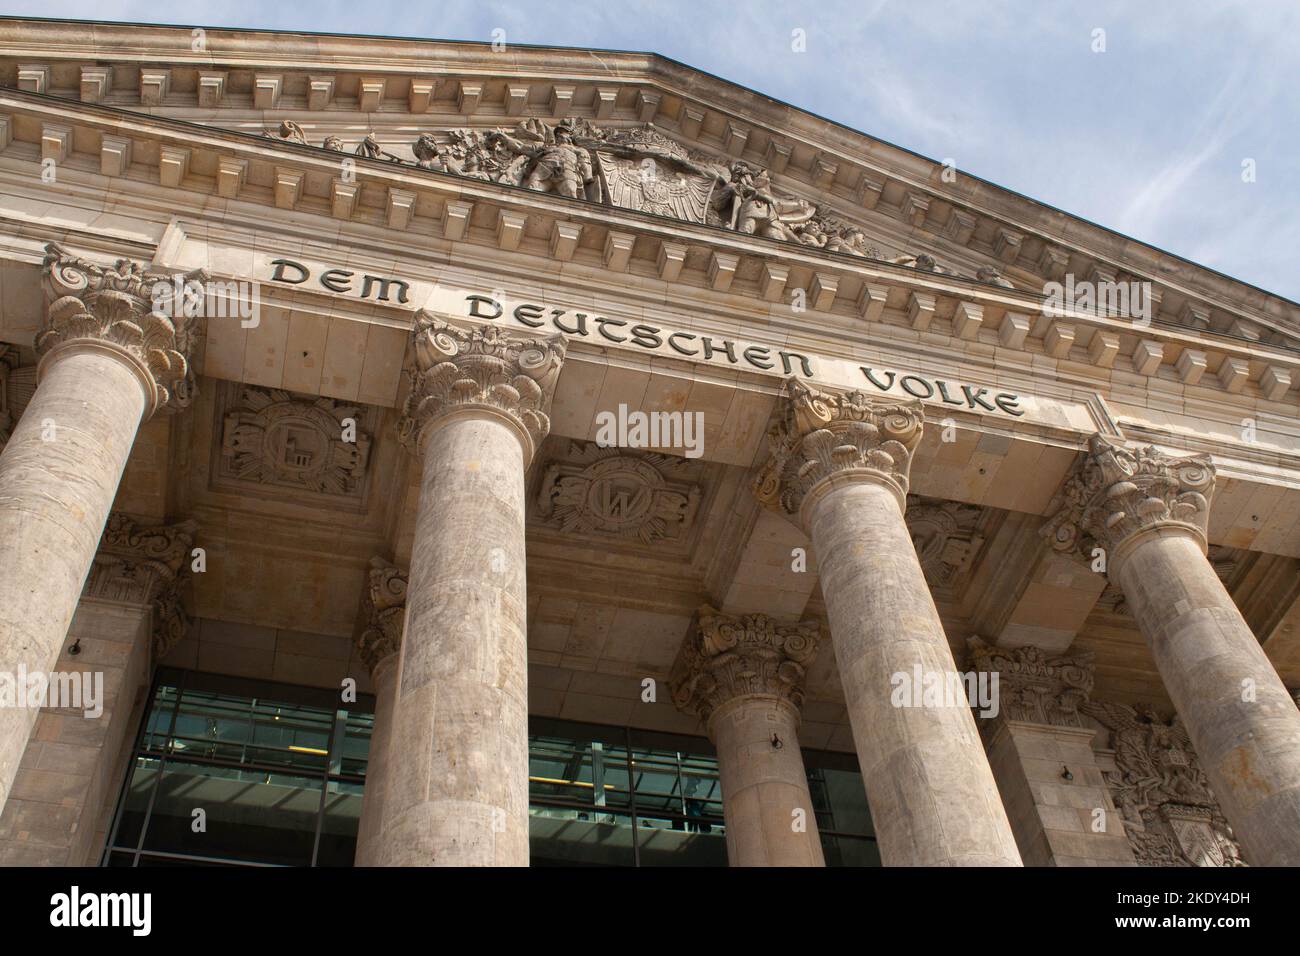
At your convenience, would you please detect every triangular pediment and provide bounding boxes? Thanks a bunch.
[0,19,1297,353]
[260,115,991,283]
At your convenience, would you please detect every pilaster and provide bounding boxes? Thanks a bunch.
[353,557,406,867]
[967,638,1136,866]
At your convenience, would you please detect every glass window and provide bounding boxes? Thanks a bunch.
[527,718,877,867]
[108,679,878,866]
[102,668,373,867]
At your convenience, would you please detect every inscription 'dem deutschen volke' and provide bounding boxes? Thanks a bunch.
[267,257,1025,417]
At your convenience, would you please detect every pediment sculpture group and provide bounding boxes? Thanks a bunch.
[265,118,1013,288]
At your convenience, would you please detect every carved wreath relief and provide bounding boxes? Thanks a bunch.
[906,496,990,592]
[218,384,374,500]
[535,443,702,545]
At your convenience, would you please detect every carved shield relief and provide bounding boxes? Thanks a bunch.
[595,151,716,224]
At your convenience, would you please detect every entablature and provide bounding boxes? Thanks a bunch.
[1,89,1297,421]
[2,20,1296,356]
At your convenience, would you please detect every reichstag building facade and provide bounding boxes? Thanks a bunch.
[0,18,1296,868]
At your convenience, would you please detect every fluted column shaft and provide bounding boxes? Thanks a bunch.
[374,314,564,867]
[756,380,1021,866]
[1046,435,1300,866]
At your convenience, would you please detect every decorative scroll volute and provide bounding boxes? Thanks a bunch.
[85,513,198,660]
[398,312,565,463]
[1042,434,1215,565]
[357,557,407,674]
[754,377,924,519]
[40,243,208,415]
[967,636,1095,729]
[670,604,820,727]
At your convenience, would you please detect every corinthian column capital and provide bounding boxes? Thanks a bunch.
[39,243,208,416]
[87,513,198,660]
[397,312,565,463]
[753,377,924,519]
[1041,434,1216,567]
[357,557,407,674]
[967,636,1095,729]
[670,604,821,728]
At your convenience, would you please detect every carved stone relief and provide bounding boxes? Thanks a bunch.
[905,495,993,596]
[0,345,36,449]
[41,243,208,414]
[263,118,982,281]
[86,513,198,660]
[216,382,375,503]
[1083,700,1246,866]
[967,636,1095,729]
[534,442,702,545]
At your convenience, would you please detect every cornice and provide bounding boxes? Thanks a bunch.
[1,17,1296,346]
[1,89,1297,419]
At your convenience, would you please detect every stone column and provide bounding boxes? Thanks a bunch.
[755,380,1021,866]
[0,515,195,866]
[0,245,203,815]
[967,638,1136,866]
[352,558,407,867]
[375,313,565,867]
[1044,435,1300,866]
[670,604,825,866]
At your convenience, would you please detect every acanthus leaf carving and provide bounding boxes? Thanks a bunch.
[966,636,1095,729]
[40,243,208,414]
[398,312,565,462]
[1041,434,1215,563]
[754,377,924,518]
[86,513,198,660]
[670,605,820,724]
[357,557,407,674]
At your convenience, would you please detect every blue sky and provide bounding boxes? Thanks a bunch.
[9,1,1299,300]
